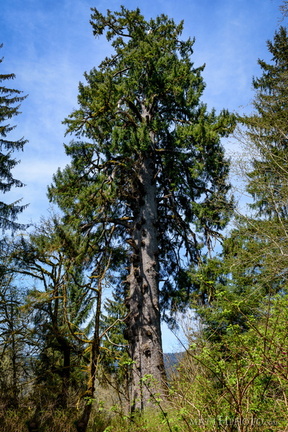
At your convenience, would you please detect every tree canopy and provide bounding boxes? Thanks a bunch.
[48,6,235,414]
[1,4,288,432]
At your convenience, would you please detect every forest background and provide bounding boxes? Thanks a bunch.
[1,0,288,431]
[2,0,284,353]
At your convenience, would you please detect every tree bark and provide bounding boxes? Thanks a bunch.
[126,154,166,411]
[59,345,70,409]
[75,283,102,432]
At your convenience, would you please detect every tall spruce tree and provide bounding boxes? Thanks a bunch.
[228,25,288,294]
[243,26,288,219]
[49,7,234,412]
[197,24,288,337]
[176,25,288,427]
[0,45,27,232]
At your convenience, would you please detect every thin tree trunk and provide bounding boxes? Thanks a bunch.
[10,299,19,408]
[75,284,102,432]
[126,155,166,411]
[59,345,70,408]
[11,336,19,408]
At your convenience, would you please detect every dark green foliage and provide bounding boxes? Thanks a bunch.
[222,26,288,307]
[47,8,235,417]
[196,25,288,340]
[179,20,288,431]
[0,45,27,232]
[13,217,94,408]
[1,6,288,432]
[48,6,234,314]
[0,239,31,409]
[242,26,288,218]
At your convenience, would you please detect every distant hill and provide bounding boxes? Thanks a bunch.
[164,352,184,376]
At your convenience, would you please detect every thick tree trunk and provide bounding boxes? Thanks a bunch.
[126,155,166,412]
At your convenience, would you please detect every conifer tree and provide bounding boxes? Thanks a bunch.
[0,45,27,232]
[49,7,234,412]
[197,25,288,337]
[177,25,288,427]
[0,240,27,409]
[13,217,94,410]
[228,25,288,295]
[243,26,288,219]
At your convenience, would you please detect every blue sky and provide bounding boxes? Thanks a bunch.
[1,0,285,351]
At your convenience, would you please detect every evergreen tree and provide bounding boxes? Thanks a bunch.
[0,45,27,232]
[48,7,234,413]
[13,217,93,410]
[229,25,288,295]
[280,1,288,17]
[0,240,28,409]
[243,26,288,218]
[184,23,288,428]
[13,216,120,431]
[196,24,288,339]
